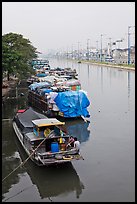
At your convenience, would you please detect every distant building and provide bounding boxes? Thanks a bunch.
[112,46,135,64]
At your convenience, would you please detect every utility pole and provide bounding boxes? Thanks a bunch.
[67,47,68,59]
[100,34,103,62]
[87,39,90,60]
[72,44,73,59]
[96,40,98,61]
[78,42,80,60]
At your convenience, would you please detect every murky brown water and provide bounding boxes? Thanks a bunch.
[2,58,135,202]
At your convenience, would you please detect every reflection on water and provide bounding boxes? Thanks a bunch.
[101,67,103,93]
[127,71,131,99]
[65,119,90,143]
[2,121,25,200]
[24,161,84,200]
[43,165,83,199]
[87,65,90,78]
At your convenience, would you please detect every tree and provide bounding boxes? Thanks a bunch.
[2,32,38,81]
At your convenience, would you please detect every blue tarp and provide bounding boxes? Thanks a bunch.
[36,73,47,77]
[39,88,52,96]
[54,90,90,118]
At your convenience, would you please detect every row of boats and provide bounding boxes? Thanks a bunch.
[13,58,90,166]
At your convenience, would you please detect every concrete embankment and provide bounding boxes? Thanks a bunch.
[79,60,135,71]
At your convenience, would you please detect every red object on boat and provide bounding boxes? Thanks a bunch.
[17,109,26,113]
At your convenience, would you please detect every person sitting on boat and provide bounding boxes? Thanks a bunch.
[74,137,80,153]
[67,136,75,148]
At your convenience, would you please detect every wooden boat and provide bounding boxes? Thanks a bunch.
[14,135,85,199]
[49,67,78,79]
[28,89,90,119]
[27,79,90,119]
[12,107,83,166]
[28,58,78,86]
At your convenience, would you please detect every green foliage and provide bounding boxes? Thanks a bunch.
[2,32,38,80]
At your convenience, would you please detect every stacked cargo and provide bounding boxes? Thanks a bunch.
[27,59,90,119]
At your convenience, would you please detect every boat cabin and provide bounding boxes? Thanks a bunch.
[28,118,70,153]
[32,118,65,137]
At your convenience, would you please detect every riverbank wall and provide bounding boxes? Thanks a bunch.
[81,61,135,71]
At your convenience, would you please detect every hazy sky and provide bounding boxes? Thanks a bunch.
[2,2,135,54]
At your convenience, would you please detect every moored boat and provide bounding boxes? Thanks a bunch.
[12,107,83,166]
[27,59,90,119]
[28,85,90,119]
[27,76,90,119]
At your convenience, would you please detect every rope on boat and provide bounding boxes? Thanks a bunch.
[2,130,54,182]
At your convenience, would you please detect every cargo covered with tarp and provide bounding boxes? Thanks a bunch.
[29,81,51,91]
[54,90,90,118]
[56,79,81,91]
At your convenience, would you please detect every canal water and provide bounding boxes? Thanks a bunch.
[2,59,135,202]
